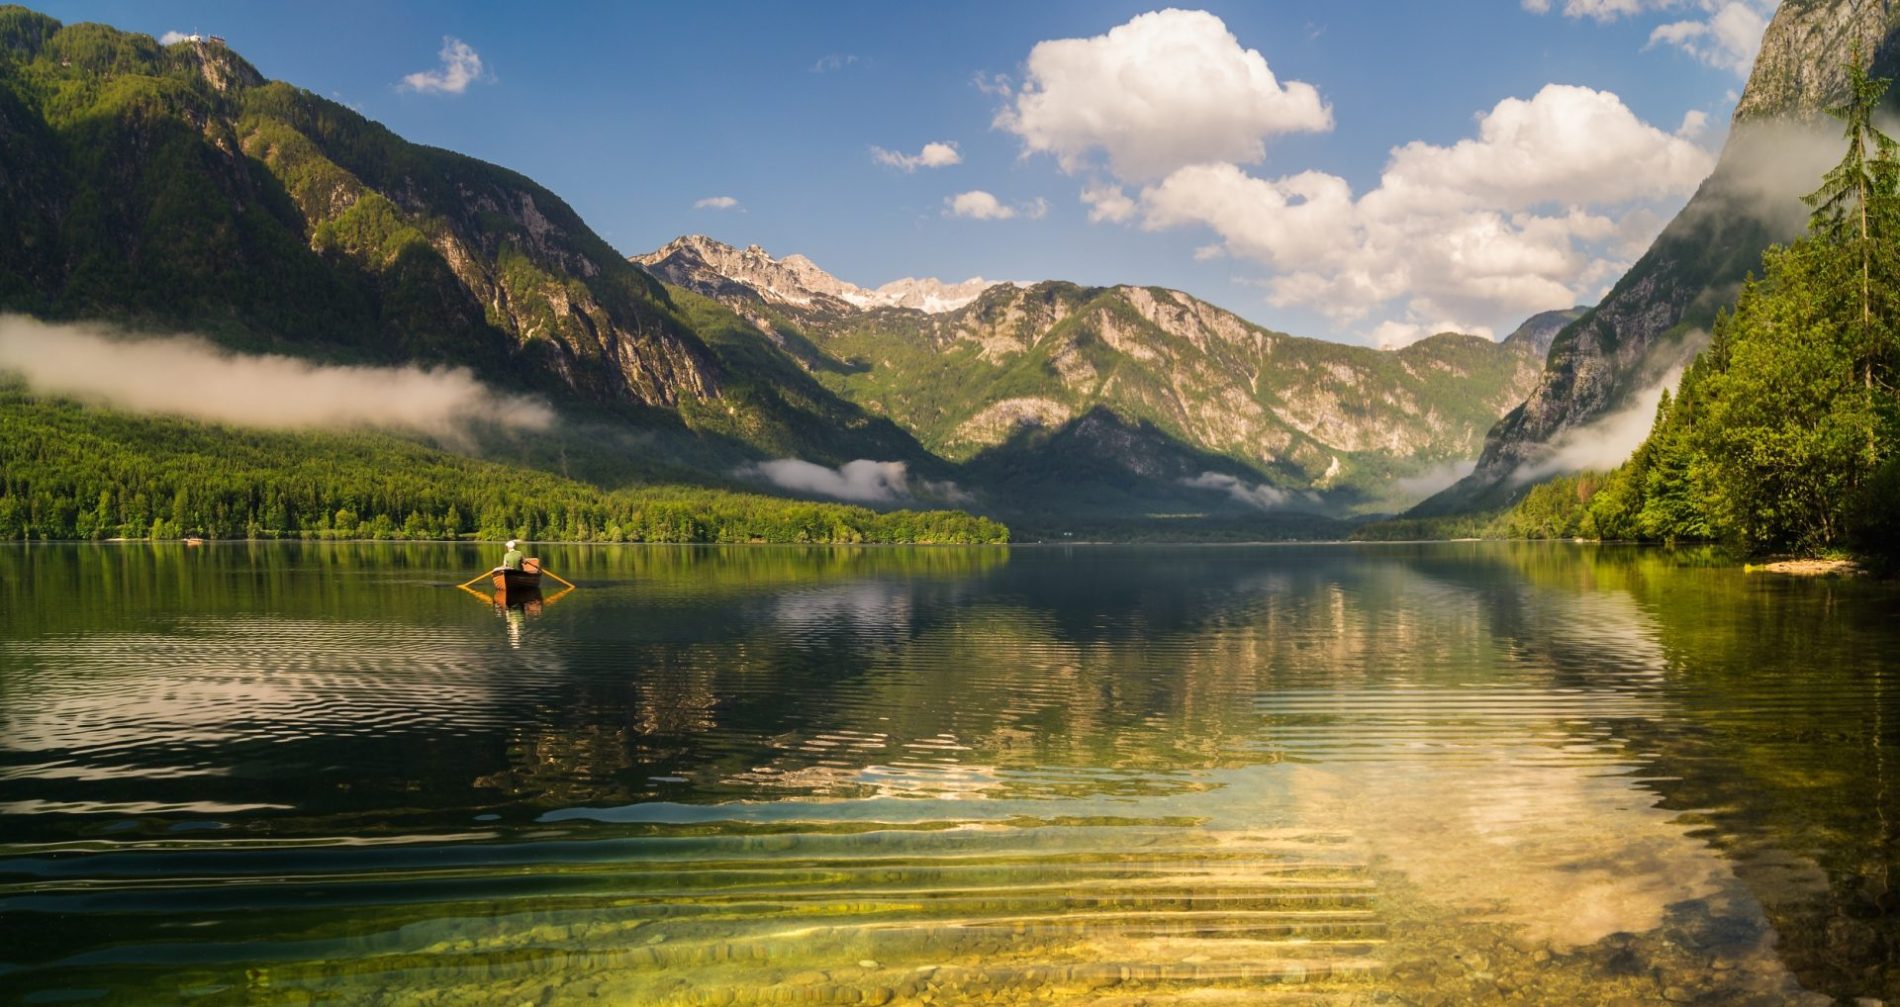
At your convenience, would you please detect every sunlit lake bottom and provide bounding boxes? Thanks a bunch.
[1,541,1896,1006]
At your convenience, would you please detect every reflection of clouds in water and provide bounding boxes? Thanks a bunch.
[724,729,1007,800]
[1287,756,1756,950]
[772,580,914,642]
[0,618,531,757]
[1254,685,1659,764]
[725,759,1009,801]
[1534,587,1669,676]
[1245,675,1781,968]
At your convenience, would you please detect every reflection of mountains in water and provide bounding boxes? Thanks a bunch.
[7,543,1900,1003]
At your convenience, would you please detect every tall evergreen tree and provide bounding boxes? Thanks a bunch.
[1802,44,1900,412]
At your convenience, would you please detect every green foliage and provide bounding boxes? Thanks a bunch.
[1499,54,1900,560]
[1488,473,1602,540]
[1348,512,1497,542]
[0,390,1009,545]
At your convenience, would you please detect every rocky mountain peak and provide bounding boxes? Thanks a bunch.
[1499,307,1587,358]
[1733,0,1900,123]
[181,37,265,93]
[633,235,1006,314]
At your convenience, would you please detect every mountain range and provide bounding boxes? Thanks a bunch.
[638,235,1569,515]
[0,0,1887,537]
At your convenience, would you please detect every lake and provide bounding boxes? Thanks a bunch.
[1,542,1895,1005]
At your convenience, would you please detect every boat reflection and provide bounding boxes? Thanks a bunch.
[456,579,575,649]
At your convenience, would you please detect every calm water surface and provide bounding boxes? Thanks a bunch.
[1,542,1896,1005]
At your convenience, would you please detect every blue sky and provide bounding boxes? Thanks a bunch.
[40,1,1777,345]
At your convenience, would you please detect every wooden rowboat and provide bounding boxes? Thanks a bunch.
[493,557,542,591]
[492,584,543,610]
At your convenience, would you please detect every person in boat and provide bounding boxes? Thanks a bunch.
[498,539,525,573]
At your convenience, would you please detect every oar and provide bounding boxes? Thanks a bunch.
[539,567,577,590]
[457,570,494,590]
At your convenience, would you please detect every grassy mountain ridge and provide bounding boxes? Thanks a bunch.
[0,6,936,477]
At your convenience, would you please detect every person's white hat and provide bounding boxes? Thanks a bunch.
[506,539,519,548]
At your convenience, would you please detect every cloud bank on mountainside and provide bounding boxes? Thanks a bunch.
[738,458,971,505]
[0,316,551,443]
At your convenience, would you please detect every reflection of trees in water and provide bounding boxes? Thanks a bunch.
[13,542,1900,1001]
[1607,560,1898,1003]
[1437,543,1900,1003]
[476,648,725,805]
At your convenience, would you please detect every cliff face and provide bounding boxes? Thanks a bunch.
[1734,0,1900,122]
[1413,0,1900,516]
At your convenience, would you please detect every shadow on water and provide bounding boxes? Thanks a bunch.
[0,541,1895,1004]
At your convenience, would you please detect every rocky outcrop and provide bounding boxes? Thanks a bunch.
[870,276,1002,313]
[1414,0,1900,516]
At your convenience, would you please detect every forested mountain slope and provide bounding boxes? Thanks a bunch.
[0,7,931,474]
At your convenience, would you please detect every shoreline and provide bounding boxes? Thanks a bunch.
[1745,558,1866,577]
[0,540,1884,570]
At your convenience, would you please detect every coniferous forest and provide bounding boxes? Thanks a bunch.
[0,389,1009,544]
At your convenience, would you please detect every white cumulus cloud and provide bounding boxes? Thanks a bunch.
[158,30,192,45]
[1080,183,1137,223]
[995,9,1331,181]
[1523,0,1654,20]
[694,195,741,210]
[945,190,1045,221]
[871,141,962,172]
[1523,0,1776,78]
[812,53,861,73]
[400,36,488,95]
[1647,3,1772,77]
[1136,84,1713,340]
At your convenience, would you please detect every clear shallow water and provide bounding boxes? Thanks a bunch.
[1,542,1896,1005]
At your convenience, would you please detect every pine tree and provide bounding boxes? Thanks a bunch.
[1802,44,1900,416]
